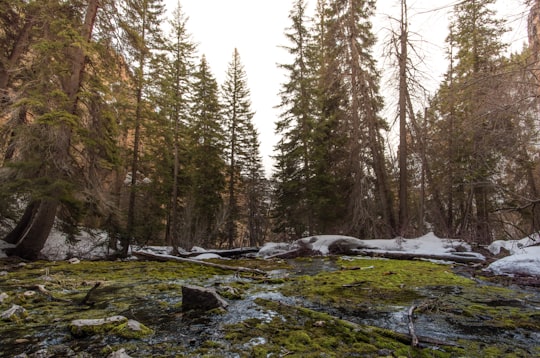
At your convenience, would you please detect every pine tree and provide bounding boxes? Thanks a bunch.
[430,0,507,243]
[118,0,166,255]
[1,0,103,259]
[243,121,268,246]
[325,0,396,238]
[152,2,196,251]
[273,0,317,238]
[185,55,226,249]
[221,48,256,248]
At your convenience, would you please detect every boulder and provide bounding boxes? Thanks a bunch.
[182,285,228,312]
[69,315,127,337]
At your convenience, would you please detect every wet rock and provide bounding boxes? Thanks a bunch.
[108,348,132,358]
[182,285,228,312]
[70,315,127,337]
[1,304,27,322]
[69,315,153,339]
[111,319,154,339]
[23,291,36,298]
[0,292,8,303]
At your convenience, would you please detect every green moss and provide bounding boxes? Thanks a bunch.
[1,257,538,357]
[222,297,461,357]
[69,316,128,337]
[111,320,154,339]
[281,258,475,310]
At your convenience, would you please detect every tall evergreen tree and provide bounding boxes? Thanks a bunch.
[185,55,225,249]
[243,121,268,247]
[326,0,396,238]
[273,0,318,238]
[118,0,165,255]
[429,0,507,243]
[152,2,196,251]
[221,48,256,248]
[1,0,103,259]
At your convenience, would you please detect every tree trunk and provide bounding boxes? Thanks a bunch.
[4,201,39,244]
[474,183,491,244]
[398,0,409,236]
[7,199,59,259]
[0,9,36,93]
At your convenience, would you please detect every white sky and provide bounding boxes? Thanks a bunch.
[164,0,530,175]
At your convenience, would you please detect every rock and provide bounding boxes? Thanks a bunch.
[0,271,8,276]
[108,348,133,358]
[23,291,36,298]
[69,315,127,337]
[0,292,8,303]
[68,258,81,264]
[182,285,228,312]
[111,319,154,339]
[69,315,152,339]
[1,304,27,322]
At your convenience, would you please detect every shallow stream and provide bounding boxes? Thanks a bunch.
[1,257,539,357]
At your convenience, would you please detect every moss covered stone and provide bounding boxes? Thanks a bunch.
[69,315,128,337]
[111,319,154,339]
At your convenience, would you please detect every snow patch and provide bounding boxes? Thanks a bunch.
[192,253,222,260]
[40,229,112,261]
[488,234,539,255]
[487,246,540,276]
[258,232,476,259]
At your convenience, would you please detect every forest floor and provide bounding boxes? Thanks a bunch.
[1,256,539,357]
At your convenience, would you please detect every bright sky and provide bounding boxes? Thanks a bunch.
[164,0,530,175]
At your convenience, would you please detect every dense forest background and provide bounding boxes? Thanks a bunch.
[1,0,539,260]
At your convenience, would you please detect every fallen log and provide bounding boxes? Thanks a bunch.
[351,249,485,264]
[132,251,267,276]
[264,249,302,260]
[178,247,260,258]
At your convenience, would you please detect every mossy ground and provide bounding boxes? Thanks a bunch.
[222,298,462,357]
[1,257,539,357]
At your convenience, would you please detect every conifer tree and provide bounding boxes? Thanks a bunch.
[325,0,396,238]
[243,121,268,246]
[185,55,225,249]
[429,0,507,243]
[1,0,103,259]
[152,2,196,251]
[273,0,318,238]
[118,0,166,255]
[221,48,256,248]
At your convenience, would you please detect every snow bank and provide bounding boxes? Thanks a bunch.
[192,253,223,260]
[487,246,540,276]
[40,229,112,260]
[257,242,296,258]
[258,232,479,260]
[365,232,472,255]
[488,234,539,255]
